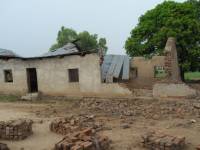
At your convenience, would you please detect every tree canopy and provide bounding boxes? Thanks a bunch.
[50,27,108,54]
[125,0,200,73]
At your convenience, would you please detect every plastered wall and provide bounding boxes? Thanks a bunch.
[130,56,165,89]
[0,54,132,97]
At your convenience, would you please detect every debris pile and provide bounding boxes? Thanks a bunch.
[51,115,110,150]
[0,143,9,150]
[50,115,103,135]
[0,119,33,140]
[141,131,185,150]
[79,98,200,119]
[54,128,111,150]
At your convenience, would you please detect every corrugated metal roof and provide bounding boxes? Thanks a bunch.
[101,55,130,83]
[0,43,85,59]
[113,55,125,78]
[122,56,130,80]
[40,43,79,57]
[0,48,20,57]
[101,55,114,82]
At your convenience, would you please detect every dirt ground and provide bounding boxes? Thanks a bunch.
[0,93,200,150]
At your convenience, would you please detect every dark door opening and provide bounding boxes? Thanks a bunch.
[26,68,38,93]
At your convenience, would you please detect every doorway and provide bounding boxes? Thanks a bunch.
[26,68,38,93]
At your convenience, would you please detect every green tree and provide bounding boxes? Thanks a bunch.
[50,27,108,54]
[50,27,77,50]
[125,0,200,79]
[76,31,98,51]
[98,38,108,55]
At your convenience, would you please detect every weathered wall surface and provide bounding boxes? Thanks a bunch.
[131,56,165,78]
[0,59,27,95]
[36,54,101,96]
[130,56,165,89]
[153,83,197,98]
[0,54,132,97]
[164,37,181,82]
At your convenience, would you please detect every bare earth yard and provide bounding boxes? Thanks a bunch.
[0,91,200,150]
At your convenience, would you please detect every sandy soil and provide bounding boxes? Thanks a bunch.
[0,102,63,150]
[0,96,199,150]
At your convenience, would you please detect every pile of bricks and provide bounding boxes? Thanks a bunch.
[0,119,33,140]
[141,131,185,150]
[50,115,103,135]
[55,128,111,150]
[0,143,9,150]
[79,98,200,120]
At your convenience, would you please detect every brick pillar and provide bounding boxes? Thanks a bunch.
[164,37,181,82]
[164,52,172,77]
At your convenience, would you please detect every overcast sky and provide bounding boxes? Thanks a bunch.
[0,0,185,57]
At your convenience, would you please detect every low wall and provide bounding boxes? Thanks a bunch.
[99,83,132,97]
[153,83,197,98]
[40,83,133,98]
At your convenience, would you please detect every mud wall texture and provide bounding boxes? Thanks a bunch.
[0,59,27,95]
[130,56,165,89]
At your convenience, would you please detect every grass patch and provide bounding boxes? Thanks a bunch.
[185,72,200,81]
[155,72,167,78]
[0,95,19,102]
[154,67,167,78]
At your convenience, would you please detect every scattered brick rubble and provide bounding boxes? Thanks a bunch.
[141,131,185,150]
[51,115,111,150]
[0,119,33,140]
[79,98,200,119]
[0,143,9,150]
[54,128,111,150]
[50,115,104,135]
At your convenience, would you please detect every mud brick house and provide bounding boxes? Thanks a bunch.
[0,43,131,97]
[0,38,197,98]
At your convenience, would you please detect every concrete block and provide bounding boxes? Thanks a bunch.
[21,93,40,100]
